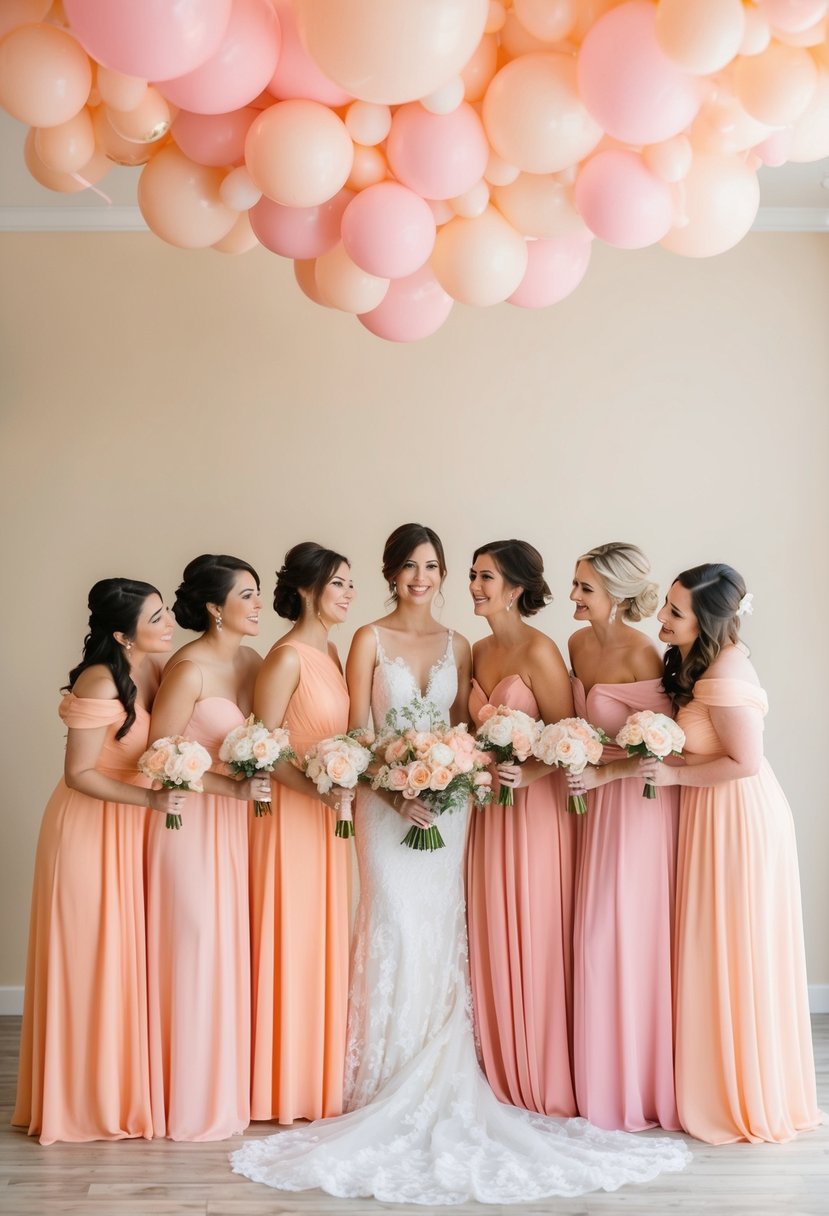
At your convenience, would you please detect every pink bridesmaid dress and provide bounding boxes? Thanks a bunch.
[572,677,680,1131]
[145,698,250,1140]
[467,676,577,1116]
[13,695,153,1144]
[674,677,821,1144]
[249,642,351,1124]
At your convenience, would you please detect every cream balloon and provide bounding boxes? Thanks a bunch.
[735,41,818,124]
[788,68,829,160]
[492,173,589,237]
[421,77,465,115]
[484,151,520,186]
[314,244,390,313]
[513,0,577,42]
[213,211,259,253]
[655,0,745,74]
[449,180,490,218]
[220,165,262,210]
[643,134,692,182]
[138,144,237,247]
[739,6,772,54]
[461,34,498,102]
[345,101,392,146]
[245,100,354,207]
[661,152,759,257]
[431,206,528,305]
[760,0,829,32]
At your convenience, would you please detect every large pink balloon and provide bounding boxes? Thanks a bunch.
[387,103,489,200]
[173,107,259,167]
[431,206,528,305]
[578,2,701,144]
[295,0,489,104]
[359,264,454,341]
[508,233,592,308]
[575,150,674,249]
[245,100,353,207]
[157,0,281,115]
[250,188,353,258]
[64,0,233,81]
[0,24,91,128]
[661,153,759,257]
[267,0,352,105]
[341,182,436,278]
[137,145,237,248]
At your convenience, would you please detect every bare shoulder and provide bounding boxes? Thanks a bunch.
[70,664,119,700]
[263,641,302,676]
[472,635,493,661]
[707,645,760,685]
[568,627,591,660]
[158,656,204,697]
[240,644,263,674]
[450,630,471,662]
[347,624,379,659]
[627,634,663,680]
[527,628,565,665]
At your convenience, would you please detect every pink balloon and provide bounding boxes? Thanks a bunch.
[267,0,352,106]
[172,107,259,166]
[157,0,281,115]
[359,264,453,341]
[341,182,437,278]
[508,234,592,308]
[575,149,674,249]
[387,102,489,200]
[578,1,701,144]
[250,189,353,258]
[64,0,233,81]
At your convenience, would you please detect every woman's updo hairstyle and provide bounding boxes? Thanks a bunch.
[382,523,447,599]
[173,554,260,632]
[578,542,659,622]
[662,562,747,707]
[472,539,552,617]
[274,541,350,621]
[65,578,160,740]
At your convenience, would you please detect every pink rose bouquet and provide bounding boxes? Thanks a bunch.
[137,735,212,829]
[303,733,373,838]
[475,704,543,805]
[615,710,685,798]
[219,714,294,817]
[532,717,610,814]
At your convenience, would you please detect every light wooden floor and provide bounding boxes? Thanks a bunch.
[1,1016,827,1216]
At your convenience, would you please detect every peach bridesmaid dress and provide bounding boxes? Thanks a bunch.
[572,677,680,1131]
[13,695,153,1144]
[467,676,578,1116]
[674,677,821,1144]
[145,698,250,1141]
[249,642,351,1124]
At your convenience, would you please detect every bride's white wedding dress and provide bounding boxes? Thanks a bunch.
[231,630,691,1205]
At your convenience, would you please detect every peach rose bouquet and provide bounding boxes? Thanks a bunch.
[372,699,492,850]
[616,711,685,798]
[137,735,213,829]
[219,714,294,817]
[302,732,373,838]
[475,704,543,805]
[532,717,610,814]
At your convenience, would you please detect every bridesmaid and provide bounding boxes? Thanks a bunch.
[249,542,354,1125]
[644,563,820,1143]
[146,554,269,1141]
[467,539,577,1116]
[566,543,680,1131]
[13,579,182,1143]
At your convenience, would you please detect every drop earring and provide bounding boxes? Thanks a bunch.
[608,602,618,625]
[216,610,223,632]
[506,594,515,613]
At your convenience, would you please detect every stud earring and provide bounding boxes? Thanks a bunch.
[216,610,223,632]
[125,640,133,654]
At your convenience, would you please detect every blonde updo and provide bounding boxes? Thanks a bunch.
[578,542,658,622]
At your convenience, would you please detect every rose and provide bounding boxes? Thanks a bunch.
[408,762,432,791]
[510,728,534,761]
[428,741,455,767]
[428,766,453,792]
[554,737,587,771]
[483,716,513,748]
[180,748,208,785]
[145,747,168,776]
[326,751,358,788]
[585,738,603,765]
[473,770,492,787]
[164,753,185,783]
[619,722,644,746]
[385,736,409,764]
[454,753,474,774]
[641,725,674,758]
[388,766,410,792]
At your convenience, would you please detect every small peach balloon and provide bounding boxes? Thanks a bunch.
[138,144,237,247]
[24,127,110,192]
[0,23,91,128]
[484,151,520,186]
[96,67,147,111]
[213,211,259,253]
[245,100,353,206]
[643,134,693,182]
[0,0,51,40]
[735,41,818,125]
[450,181,491,218]
[92,106,159,165]
[345,144,387,191]
[431,205,528,305]
[315,244,390,313]
[34,106,95,172]
[661,152,760,257]
[107,88,171,143]
[344,101,392,146]
[219,165,261,209]
[513,0,577,43]
[492,172,588,237]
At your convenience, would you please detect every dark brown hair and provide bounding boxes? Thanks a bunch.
[274,541,350,621]
[173,554,260,632]
[471,539,552,617]
[662,563,747,707]
[382,523,447,598]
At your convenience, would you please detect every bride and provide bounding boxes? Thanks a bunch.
[231,524,691,1205]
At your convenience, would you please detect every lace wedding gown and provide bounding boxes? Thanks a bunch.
[231,631,691,1204]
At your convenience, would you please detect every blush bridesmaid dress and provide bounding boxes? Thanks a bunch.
[249,642,351,1124]
[467,676,577,1117]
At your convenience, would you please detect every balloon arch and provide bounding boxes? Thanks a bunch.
[2,0,828,341]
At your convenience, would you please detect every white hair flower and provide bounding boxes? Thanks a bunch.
[736,592,754,618]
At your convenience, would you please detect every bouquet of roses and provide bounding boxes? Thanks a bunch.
[532,717,610,814]
[218,714,294,817]
[615,711,685,798]
[475,704,543,805]
[137,735,213,829]
[303,732,373,838]
[371,698,492,850]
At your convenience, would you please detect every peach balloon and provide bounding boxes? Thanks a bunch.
[431,206,528,305]
[690,89,773,154]
[92,106,159,165]
[484,151,520,186]
[773,17,827,44]
[358,264,453,341]
[267,0,352,105]
[643,134,692,182]
[735,41,818,124]
[461,34,498,102]
[157,0,281,115]
[655,0,745,74]
[0,0,51,40]
[760,0,828,32]
[345,101,392,146]
[314,244,389,313]
[492,173,589,237]
[513,0,578,43]
[250,188,353,257]
[220,165,262,209]
[387,102,489,200]
[661,152,760,257]
[342,181,436,278]
[34,106,95,172]
[245,100,353,207]
[294,258,329,305]
[137,144,237,247]
[508,232,592,308]
[578,1,701,144]
[575,149,674,248]
[484,53,602,174]
[107,88,171,143]
[422,76,465,115]
[172,107,258,166]
[63,0,232,81]
[429,200,455,225]
[485,1,507,34]
[96,67,147,111]
[788,68,829,160]
[0,23,91,128]
[295,0,489,104]
[450,181,490,218]
[24,127,110,192]
[499,10,554,59]
[345,144,387,191]
[213,211,259,253]
[739,7,772,54]
[754,127,795,166]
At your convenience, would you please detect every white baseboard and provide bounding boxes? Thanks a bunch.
[2,984,829,1018]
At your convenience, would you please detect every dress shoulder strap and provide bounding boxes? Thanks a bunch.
[371,625,388,664]
[444,629,454,657]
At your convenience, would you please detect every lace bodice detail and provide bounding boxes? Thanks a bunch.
[370,627,457,730]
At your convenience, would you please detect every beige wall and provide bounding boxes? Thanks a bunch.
[1,230,827,990]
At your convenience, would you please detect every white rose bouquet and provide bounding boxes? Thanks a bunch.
[137,735,213,829]
[616,710,685,798]
[303,732,373,838]
[532,717,611,814]
[219,714,294,817]
[475,704,543,805]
